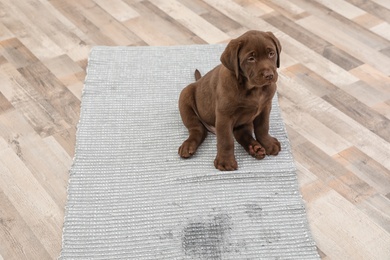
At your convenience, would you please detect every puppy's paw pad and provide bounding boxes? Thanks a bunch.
[248,142,266,160]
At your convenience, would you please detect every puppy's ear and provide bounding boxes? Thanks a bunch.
[220,39,241,79]
[266,32,281,68]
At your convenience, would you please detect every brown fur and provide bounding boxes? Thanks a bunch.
[178,30,282,171]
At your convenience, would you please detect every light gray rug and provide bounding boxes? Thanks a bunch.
[60,45,319,259]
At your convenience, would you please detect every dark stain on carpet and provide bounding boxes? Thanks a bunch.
[182,213,232,259]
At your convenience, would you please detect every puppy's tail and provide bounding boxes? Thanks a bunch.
[194,69,202,81]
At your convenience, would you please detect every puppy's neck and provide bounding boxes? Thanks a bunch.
[238,74,250,89]
[240,76,259,91]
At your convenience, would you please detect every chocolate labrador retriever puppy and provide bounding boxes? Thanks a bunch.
[178,30,281,171]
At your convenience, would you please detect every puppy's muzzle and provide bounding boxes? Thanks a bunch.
[262,70,274,80]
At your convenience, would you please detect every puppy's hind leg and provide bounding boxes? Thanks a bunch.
[178,85,207,158]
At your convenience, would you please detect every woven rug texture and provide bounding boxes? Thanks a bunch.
[60,45,319,259]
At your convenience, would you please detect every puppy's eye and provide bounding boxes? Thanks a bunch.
[248,56,256,62]
[268,51,276,58]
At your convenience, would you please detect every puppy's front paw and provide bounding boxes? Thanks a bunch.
[260,136,281,155]
[248,141,266,159]
[214,155,238,171]
[178,140,198,158]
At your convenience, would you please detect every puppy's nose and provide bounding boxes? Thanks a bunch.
[263,71,274,80]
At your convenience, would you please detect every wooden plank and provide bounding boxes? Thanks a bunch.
[199,7,242,33]
[278,74,390,170]
[288,124,375,204]
[0,106,72,178]
[352,13,383,28]
[42,54,85,88]
[42,55,84,79]
[282,64,338,97]
[43,135,73,166]
[375,46,390,59]
[35,0,89,41]
[347,0,390,23]
[66,44,92,65]
[93,0,139,22]
[279,94,351,156]
[290,137,375,204]
[357,194,390,233]
[202,0,275,31]
[178,0,210,15]
[370,22,390,42]
[308,189,390,259]
[263,13,330,54]
[0,147,63,259]
[72,0,142,46]
[314,0,366,19]
[278,33,359,86]
[0,63,67,137]
[0,20,14,41]
[294,0,390,50]
[264,18,360,89]
[0,38,39,69]
[0,92,13,113]
[323,89,390,143]
[277,51,298,68]
[322,45,363,71]
[370,0,390,9]
[125,16,179,46]
[18,62,81,127]
[0,189,51,260]
[287,126,375,204]
[149,0,230,43]
[1,0,64,59]
[133,0,206,45]
[235,0,275,15]
[264,0,307,19]
[349,64,390,94]
[48,0,121,46]
[9,0,85,55]
[264,12,363,71]
[342,80,389,107]
[334,146,390,195]
[52,127,77,158]
[299,177,330,205]
[67,81,83,102]
[371,101,390,120]
[297,15,390,75]
[296,160,319,187]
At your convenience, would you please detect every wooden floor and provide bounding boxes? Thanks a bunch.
[0,0,389,259]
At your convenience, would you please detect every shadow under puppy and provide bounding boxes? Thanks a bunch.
[178,30,282,171]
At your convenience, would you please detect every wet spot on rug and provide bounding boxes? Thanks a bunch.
[158,230,174,240]
[182,213,232,259]
[263,229,282,244]
[244,203,264,219]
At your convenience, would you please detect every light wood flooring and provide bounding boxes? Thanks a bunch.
[1,0,390,259]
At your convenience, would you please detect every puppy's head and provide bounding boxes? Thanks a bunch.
[220,30,281,88]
